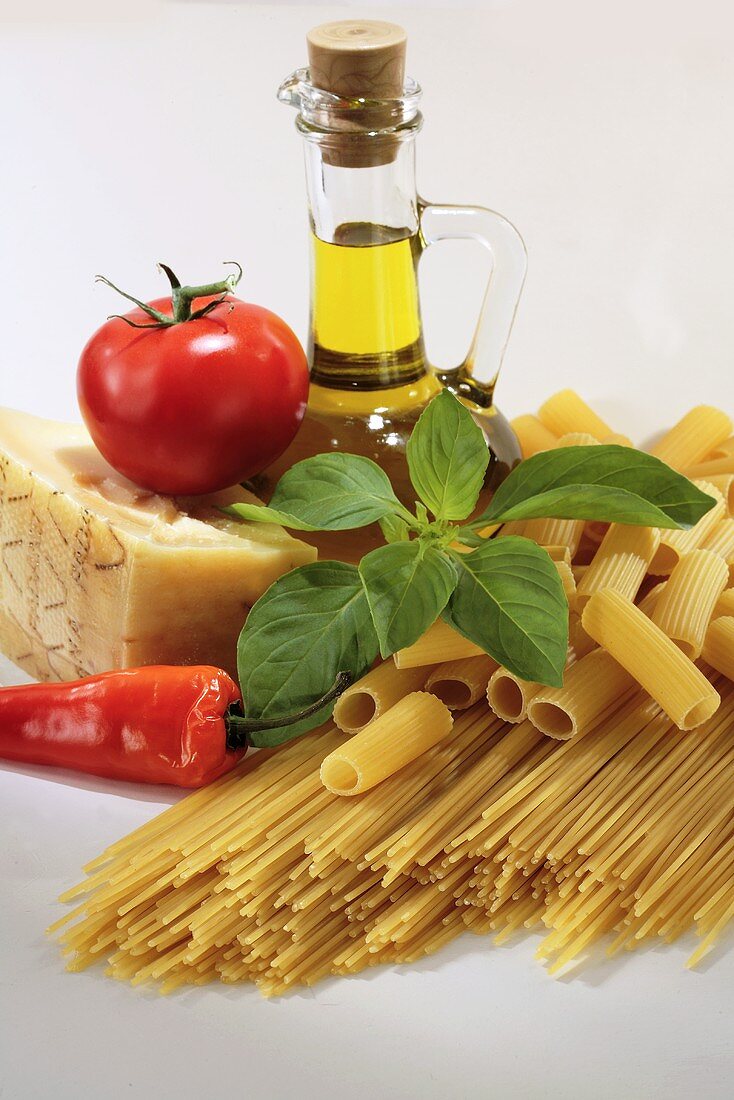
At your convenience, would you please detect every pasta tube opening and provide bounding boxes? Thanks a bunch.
[332,662,433,734]
[428,678,473,709]
[682,697,721,729]
[528,701,574,739]
[336,693,378,732]
[526,648,635,740]
[321,757,360,794]
[425,656,497,711]
[487,668,539,723]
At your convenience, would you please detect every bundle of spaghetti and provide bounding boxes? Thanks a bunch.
[490,684,734,971]
[449,693,654,870]
[362,719,551,884]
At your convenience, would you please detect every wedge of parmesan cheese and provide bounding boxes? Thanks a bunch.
[0,407,316,681]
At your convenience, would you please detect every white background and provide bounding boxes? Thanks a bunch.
[1,1,734,1097]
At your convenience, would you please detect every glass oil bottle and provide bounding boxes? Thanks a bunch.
[257,21,527,562]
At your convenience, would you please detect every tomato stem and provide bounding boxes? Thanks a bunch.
[96,262,244,328]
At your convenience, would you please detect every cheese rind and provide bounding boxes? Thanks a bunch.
[0,407,316,681]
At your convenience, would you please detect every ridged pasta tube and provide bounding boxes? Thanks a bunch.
[393,619,484,668]
[684,457,734,479]
[510,414,557,458]
[333,661,435,734]
[425,656,498,710]
[704,474,734,513]
[709,437,734,459]
[527,649,635,740]
[650,406,732,471]
[537,390,614,439]
[320,693,453,796]
[576,525,661,610]
[713,589,734,619]
[487,667,542,723]
[702,616,734,682]
[582,589,720,730]
[649,482,725,575]
[651,549,728,658]
[702,518,734,563]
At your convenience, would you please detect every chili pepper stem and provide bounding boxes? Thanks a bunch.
[224,672,353,749]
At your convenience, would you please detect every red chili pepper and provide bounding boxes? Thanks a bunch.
[0,666,246,788]
[0,666,352,788]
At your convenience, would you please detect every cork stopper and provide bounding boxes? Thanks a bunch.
[306,20,408,168]
[307,20,407,100]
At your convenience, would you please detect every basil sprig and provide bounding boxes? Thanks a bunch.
[231,389,715,745]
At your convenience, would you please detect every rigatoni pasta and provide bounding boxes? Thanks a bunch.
[523,516,585,556]
[704,474,734,513]
[649,481,725,574]
[708,437,734,460]
[425,656,498,710]
[510,414,557,457]
[554,560,577,613]
[581,588,720,729]
[701,517,734,563]
[537,389,613,439]
[542,544,573,564]
[320,693,453,796]
[651,549,728,658]
[576,524,660,610]
[487,667,541,722]
[333,661,434,734]
[394,619,483,668]
[527,649,635,740]
[649,406,732,470]
[702,616,734,682]
[713,589,734,619]
[637,581,666,617]
[684,457,734,480]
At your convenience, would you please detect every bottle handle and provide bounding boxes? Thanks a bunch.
[418,201,527,404]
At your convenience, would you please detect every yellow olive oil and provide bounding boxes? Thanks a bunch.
[309,223,426,389]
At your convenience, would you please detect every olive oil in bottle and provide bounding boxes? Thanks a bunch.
[309,223,426,390]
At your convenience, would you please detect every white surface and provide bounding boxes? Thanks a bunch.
[1,1,734,1098]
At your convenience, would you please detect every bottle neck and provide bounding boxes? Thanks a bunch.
[302,133,428,391]
[303,129,420,241]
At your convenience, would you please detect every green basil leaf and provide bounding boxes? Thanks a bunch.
[477,445,715,530]
[359,542,457,658]
[237,561,379,747]
[222,503,320,531]
[379,513,411,544]
[228,454,404,532]
[268,453,404,530]
[444,537,568,686]
[406,389,490,521]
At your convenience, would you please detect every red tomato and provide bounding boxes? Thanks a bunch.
[77,294,309,495]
